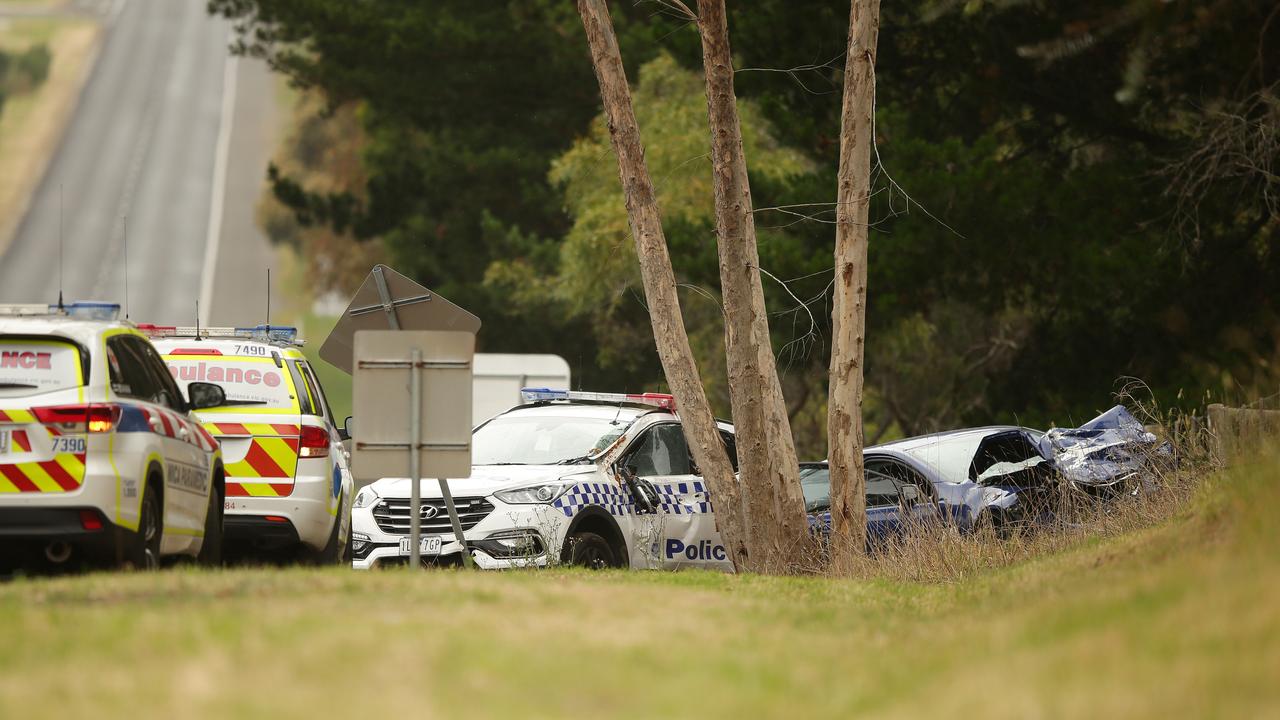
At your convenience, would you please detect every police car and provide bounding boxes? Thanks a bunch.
[144,324,353,563]
[0,302,225,571]
[351,388,738,570]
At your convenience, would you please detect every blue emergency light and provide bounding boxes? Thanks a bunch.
[61,302,121,321]
[234,325,299,344]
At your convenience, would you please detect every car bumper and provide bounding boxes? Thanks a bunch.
[223,472,339,551]
[0,507,131,569]
[350,500,565,570]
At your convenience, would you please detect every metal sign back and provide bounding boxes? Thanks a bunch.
[352,330,475,479]
[320,264,482,374]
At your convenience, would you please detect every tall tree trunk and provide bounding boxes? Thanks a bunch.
[696,0,811,572]
[576,0,748,570]
[828,0,880,573]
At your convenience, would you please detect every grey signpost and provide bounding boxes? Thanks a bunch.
[352,330,475,569]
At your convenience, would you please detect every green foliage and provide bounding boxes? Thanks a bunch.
[0,43,52,114]
[209,0,1277,441]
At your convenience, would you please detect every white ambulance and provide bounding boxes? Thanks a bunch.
[350,389,737,570]
[0,303,225,571]
[145,325,352,563]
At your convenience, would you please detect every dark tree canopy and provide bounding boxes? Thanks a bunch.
[208,0,1278,443]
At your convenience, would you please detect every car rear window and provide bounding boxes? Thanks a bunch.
[0,336,85,398]
[162,355,300,412]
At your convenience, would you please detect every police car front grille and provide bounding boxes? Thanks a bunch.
[372,497,494,535]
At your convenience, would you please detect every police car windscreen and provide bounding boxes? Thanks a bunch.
[0,337,83,398]
[164,357,297,410]
[473,415,627,465]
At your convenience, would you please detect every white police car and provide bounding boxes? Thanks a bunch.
[0,303,225,571]
[145,324,353,563]
[350,389,737,570]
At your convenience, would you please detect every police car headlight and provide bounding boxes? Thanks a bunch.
[493,484,568,504]
[353,487,379,509]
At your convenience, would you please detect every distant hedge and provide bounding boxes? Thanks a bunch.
[0,43,52,114]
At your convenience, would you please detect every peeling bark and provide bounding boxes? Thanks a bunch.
[696,0,811,572]
[828,0,880,573]
[576,0,748,569]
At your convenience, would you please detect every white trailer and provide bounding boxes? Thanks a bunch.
[471,354,570,424]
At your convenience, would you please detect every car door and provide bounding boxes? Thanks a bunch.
[110,336,209,539]
[618,423,730,571]
[298,361,352,524]
[865,455,939,531]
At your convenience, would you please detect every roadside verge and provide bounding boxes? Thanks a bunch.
[0,13,101,256]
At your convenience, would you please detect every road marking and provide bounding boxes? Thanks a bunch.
[199,45,238,326]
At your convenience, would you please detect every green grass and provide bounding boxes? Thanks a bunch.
[3,458,1275,718]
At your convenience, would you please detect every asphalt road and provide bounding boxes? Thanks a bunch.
[0,0,278,326]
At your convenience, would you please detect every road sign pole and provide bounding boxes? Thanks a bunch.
[409,346,421,569]
[438,477,473,569]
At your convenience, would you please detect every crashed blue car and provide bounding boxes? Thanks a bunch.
[801,461,939,547]
[810,405,1166,536]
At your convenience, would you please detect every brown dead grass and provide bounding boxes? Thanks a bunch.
[0,15,99,253]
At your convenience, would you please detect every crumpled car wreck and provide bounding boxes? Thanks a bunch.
[812,405,1171,537]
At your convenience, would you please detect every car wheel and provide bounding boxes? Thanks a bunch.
[131,488,162,570]
[197,488,223,567]
[566,532,618,569]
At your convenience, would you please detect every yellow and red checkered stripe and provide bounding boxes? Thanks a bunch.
[0,414,85,493]
[207,423,301,498]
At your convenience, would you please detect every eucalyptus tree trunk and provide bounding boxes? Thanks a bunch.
[696,0,811,572]
[576,0,748,570]
[827,0,881,573]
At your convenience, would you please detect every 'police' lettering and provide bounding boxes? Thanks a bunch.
[665,538,727,561]
[0,351,52,369]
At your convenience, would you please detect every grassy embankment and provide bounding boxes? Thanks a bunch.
[1,450,1276,718]
[0,11,98,251]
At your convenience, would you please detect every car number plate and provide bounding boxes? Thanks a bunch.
[399,536,442,556]
[0,430,9,454]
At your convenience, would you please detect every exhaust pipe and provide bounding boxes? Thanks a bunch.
[44,541,72,564]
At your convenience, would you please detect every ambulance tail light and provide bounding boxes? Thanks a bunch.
[32,404,122,433]
[299,425,330,458]
[519,388,676,411]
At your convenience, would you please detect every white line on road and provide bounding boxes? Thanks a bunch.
[199,47,238,326]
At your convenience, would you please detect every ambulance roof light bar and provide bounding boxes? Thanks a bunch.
[0,302,120,321]
[520,387,676,411]
[135,323,303,346]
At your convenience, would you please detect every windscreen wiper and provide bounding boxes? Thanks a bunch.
[219,399,268,406]
[0,383,37,389]
[555,455,593,465]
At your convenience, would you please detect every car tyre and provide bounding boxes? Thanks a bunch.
[197,487,223,567]
[131,487,162,570]
[566,531,618,569]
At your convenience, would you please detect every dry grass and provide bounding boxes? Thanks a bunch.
[0,15,99,253]
[1,444,1277,718]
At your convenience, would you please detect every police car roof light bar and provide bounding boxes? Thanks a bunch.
[520,387,676,411]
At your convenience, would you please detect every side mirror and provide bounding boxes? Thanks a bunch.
[187,382,226,411]
[341,416,353,441]
[898,484,921,504]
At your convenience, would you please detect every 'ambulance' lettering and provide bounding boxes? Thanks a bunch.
[0,351,52,369]
[167,362,282,387]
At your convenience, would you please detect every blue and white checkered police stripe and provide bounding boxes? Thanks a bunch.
[553,482,634,518]
[552,479,714,518]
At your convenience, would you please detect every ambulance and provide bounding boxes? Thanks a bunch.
[0,303,225,571]
[144,324,352,563]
